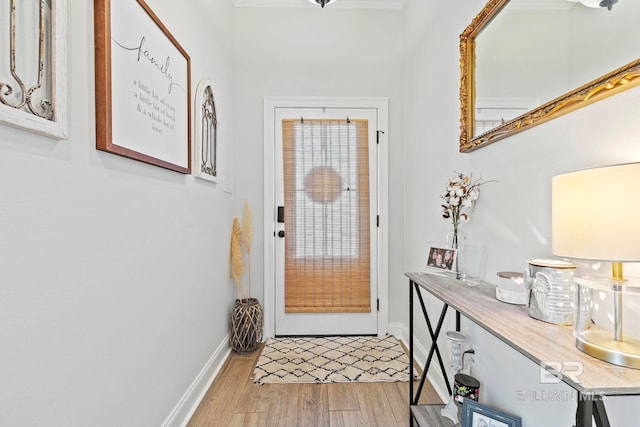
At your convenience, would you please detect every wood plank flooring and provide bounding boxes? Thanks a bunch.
[187,342,442,427]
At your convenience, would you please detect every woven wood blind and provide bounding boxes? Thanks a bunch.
[282,118,371,313]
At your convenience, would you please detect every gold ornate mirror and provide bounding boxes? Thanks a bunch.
[460,0,640,153]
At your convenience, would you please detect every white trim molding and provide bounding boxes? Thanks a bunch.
[162,336,231,427]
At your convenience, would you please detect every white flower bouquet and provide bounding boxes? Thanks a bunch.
[440,172,490,278]
[440,172,485,231]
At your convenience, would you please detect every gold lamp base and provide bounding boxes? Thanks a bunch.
[576,329,640,369]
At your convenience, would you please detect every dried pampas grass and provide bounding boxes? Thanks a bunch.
[230,201,255,299]
[242,200,254,296]
[242,200,253,254]
[230,217,245,298]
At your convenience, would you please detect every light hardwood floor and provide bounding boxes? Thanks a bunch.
[187,342,442,427]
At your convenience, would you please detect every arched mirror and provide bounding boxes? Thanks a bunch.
[460,0,640,152]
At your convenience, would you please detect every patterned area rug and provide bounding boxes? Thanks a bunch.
[253,335,416,384]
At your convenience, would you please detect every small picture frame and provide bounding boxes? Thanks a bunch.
[425,246,457,272]
[461,399,522,427]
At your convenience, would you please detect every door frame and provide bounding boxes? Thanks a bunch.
[263,96,389,338]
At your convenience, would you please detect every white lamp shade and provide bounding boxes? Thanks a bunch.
[552,163,640,262]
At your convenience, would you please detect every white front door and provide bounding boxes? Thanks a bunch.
[273,107,379,336]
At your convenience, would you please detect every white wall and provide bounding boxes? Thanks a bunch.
[232,5,405,324]
[403,0,640,426]
[0,1,235,426]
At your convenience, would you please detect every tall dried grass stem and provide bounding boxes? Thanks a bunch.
[230,217,245,299]
[242,201,254,296]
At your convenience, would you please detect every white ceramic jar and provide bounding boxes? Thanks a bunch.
[525,259,577,325]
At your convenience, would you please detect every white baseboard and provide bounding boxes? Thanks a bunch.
[162,335,231,427]
[390,322,449,403]
[387,322,405,340]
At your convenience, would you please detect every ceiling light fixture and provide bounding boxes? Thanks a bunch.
[308,0,336,8]
[599,0,619,10]
[568,0,619,11]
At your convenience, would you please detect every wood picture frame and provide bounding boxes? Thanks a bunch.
[194,79,218,182]
[0,0,68,139]
[461,399,522,427]
[94,0,191,173]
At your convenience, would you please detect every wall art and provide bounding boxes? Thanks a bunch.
[94,0,191,173]
[194,79,218,182]
[0,0,68,139]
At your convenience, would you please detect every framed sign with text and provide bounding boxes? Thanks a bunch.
[94,0,191,173]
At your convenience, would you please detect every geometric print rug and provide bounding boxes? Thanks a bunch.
[253,335,417,385]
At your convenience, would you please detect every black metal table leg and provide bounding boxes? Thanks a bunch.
[411,281,452,404]
[576,396,593,427]
[576,393,611,427]
[593,397,611,427]
[408,277,461,426]
[409,279,415,423]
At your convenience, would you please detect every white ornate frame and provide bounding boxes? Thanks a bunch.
[0,0,68,139]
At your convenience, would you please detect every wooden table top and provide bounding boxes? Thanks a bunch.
[406,272,640,395]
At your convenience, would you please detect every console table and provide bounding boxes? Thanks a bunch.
[407,272,640,427]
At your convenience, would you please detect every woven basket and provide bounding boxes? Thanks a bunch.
[230,298,263,353]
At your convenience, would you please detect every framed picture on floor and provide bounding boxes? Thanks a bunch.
[461,399,522,427]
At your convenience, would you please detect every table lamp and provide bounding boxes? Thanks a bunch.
[552,163,640,368]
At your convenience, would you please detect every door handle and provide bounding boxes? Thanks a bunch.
[277,206,285,223]
[278,230,285,238]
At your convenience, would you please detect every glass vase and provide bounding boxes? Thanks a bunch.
[446,224,466,280]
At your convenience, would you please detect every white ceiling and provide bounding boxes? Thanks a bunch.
[232,0,406,9]
[508,0,574,9]
[231,0,576,10]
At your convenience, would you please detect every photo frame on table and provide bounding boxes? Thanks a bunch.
[425,245,458,273]
[461,399,522,427]
[194,79,218,182]
[94,0,191,173]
